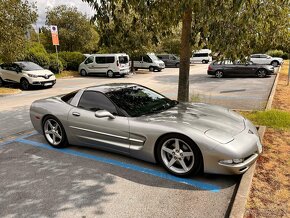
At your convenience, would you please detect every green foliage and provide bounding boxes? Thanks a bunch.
[0,0,37,62]
[48,54,63,73]
[25,43,50,67]
[266,50,289,59]
[241,110,290,130]
[58,52,85,71]
[42,5,99,53]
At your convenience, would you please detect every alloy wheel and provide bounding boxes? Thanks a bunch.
[44,119,63,146]
[257,69,266,78]
[21,79,29,90]
[107,70,114,78]
[80,69,87,76]
[161,138,195,174]
[215,71,223,78]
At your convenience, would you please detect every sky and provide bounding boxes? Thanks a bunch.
[28,0,95,28]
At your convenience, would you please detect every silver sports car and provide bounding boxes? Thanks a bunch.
[30,83,262,177]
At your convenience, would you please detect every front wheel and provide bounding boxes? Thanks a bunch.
[175,63,180,68]
[20,78,30,90]
[156,134,202,177]
[43,116,68,148]
[271,61,279,67]
[149,66,155,72]
[80,69,87,76]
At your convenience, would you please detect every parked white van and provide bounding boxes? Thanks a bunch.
[190,49,212,64]
[133,53,165,72]
[79,53,130,78]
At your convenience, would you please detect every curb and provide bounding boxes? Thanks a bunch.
[229,126,266,218]
[265,72,280,110]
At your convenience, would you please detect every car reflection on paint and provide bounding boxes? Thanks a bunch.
[30,83,263,177]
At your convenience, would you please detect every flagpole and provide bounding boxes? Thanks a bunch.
[55,45,59,74]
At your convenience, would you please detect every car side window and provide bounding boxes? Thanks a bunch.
[78,91,118,115]
[251,55,259,58]
[143,55,152,63]
[85,56,94,64]
[260,55,267,58]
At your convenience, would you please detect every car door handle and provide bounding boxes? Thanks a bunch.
[72,112,80,117]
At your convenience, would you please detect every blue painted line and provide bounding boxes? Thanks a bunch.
[0,131,38,147]
[15,138,221,192]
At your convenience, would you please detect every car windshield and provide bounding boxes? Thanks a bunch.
[148,54,159,61]
[106,86,178,117]
[17,62,43,71]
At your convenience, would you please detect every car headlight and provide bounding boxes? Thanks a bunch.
[219,158,244,164]
[27,73,38,78]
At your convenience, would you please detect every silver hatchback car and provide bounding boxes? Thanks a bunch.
[30,83,262,177]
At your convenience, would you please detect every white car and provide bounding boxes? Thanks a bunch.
[190,49,212,64]
[0,61,56,90]
[79,53,130,78]
[250,54,283,67]
[133,53,165,72]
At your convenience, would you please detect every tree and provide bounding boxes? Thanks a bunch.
[43,5,99,52]
[83,0,290,101]
[0,0,37,62]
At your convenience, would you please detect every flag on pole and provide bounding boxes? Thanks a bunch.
[50,25,59,45]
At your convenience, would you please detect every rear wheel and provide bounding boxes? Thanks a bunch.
[107,70,114,78]
[20,78,30,90]
[215,70,223,78]
[43,116,67,148]
[202,60,206,64]
[271,61,279,67]
[256,68,267,78]
[156,134,202,177]
[80,69,87,76]
[149,66,155,72]
[0,77,4,87]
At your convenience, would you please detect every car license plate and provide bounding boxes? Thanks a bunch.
[44,82,53,86]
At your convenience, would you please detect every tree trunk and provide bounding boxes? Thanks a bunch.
[178,7,192,102]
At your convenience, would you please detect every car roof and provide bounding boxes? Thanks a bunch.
[85,83,141,93]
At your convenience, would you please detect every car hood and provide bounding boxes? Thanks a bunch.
[144,103,245,136]
[23,69,54,76]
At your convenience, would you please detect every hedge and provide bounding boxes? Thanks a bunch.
[266,50,288,59]
[58,52,85,71]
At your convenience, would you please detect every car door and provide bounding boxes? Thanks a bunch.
[95,56,111,74]
[222,60,235,75]
[67,90,130,154]
[142,55,153,69]
[2,63,20,82]
[250,55,260,64]
[83,56,95,73]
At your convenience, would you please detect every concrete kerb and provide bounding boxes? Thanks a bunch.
[229,67,281,218]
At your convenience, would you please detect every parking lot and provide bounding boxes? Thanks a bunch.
[0,64,277,217]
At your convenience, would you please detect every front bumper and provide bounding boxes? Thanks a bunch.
[203,119,263,175]
[31,80,56,86]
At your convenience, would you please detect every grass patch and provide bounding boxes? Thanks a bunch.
[241,110,290,130]
[0,87,20,95]
[55,70,80,79]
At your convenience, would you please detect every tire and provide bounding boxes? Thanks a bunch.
[156,134,202,177]
[175,63,180,68]
[107,70,114,78]
[271,61,279,67]
[215,70,223,78]
[134,68,138,71]
[20,78,30,90]
[157,69,162,72]
[149,66,155,72]
[80,69,87,76]
[256,68,267,78]
[0,77,4,87]
[202,60,206,64]
[42,115,68,148]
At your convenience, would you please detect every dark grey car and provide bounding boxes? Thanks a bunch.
[207,60,274,78]
[156,54,180,68]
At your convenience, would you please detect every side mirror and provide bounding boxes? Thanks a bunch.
[95,110,115,119]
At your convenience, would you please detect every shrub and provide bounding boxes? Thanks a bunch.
[58,51,85,71]
[48,54,63,73]
[24,43,50,68]
[281,53,289,59]
[266,50,284,58]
